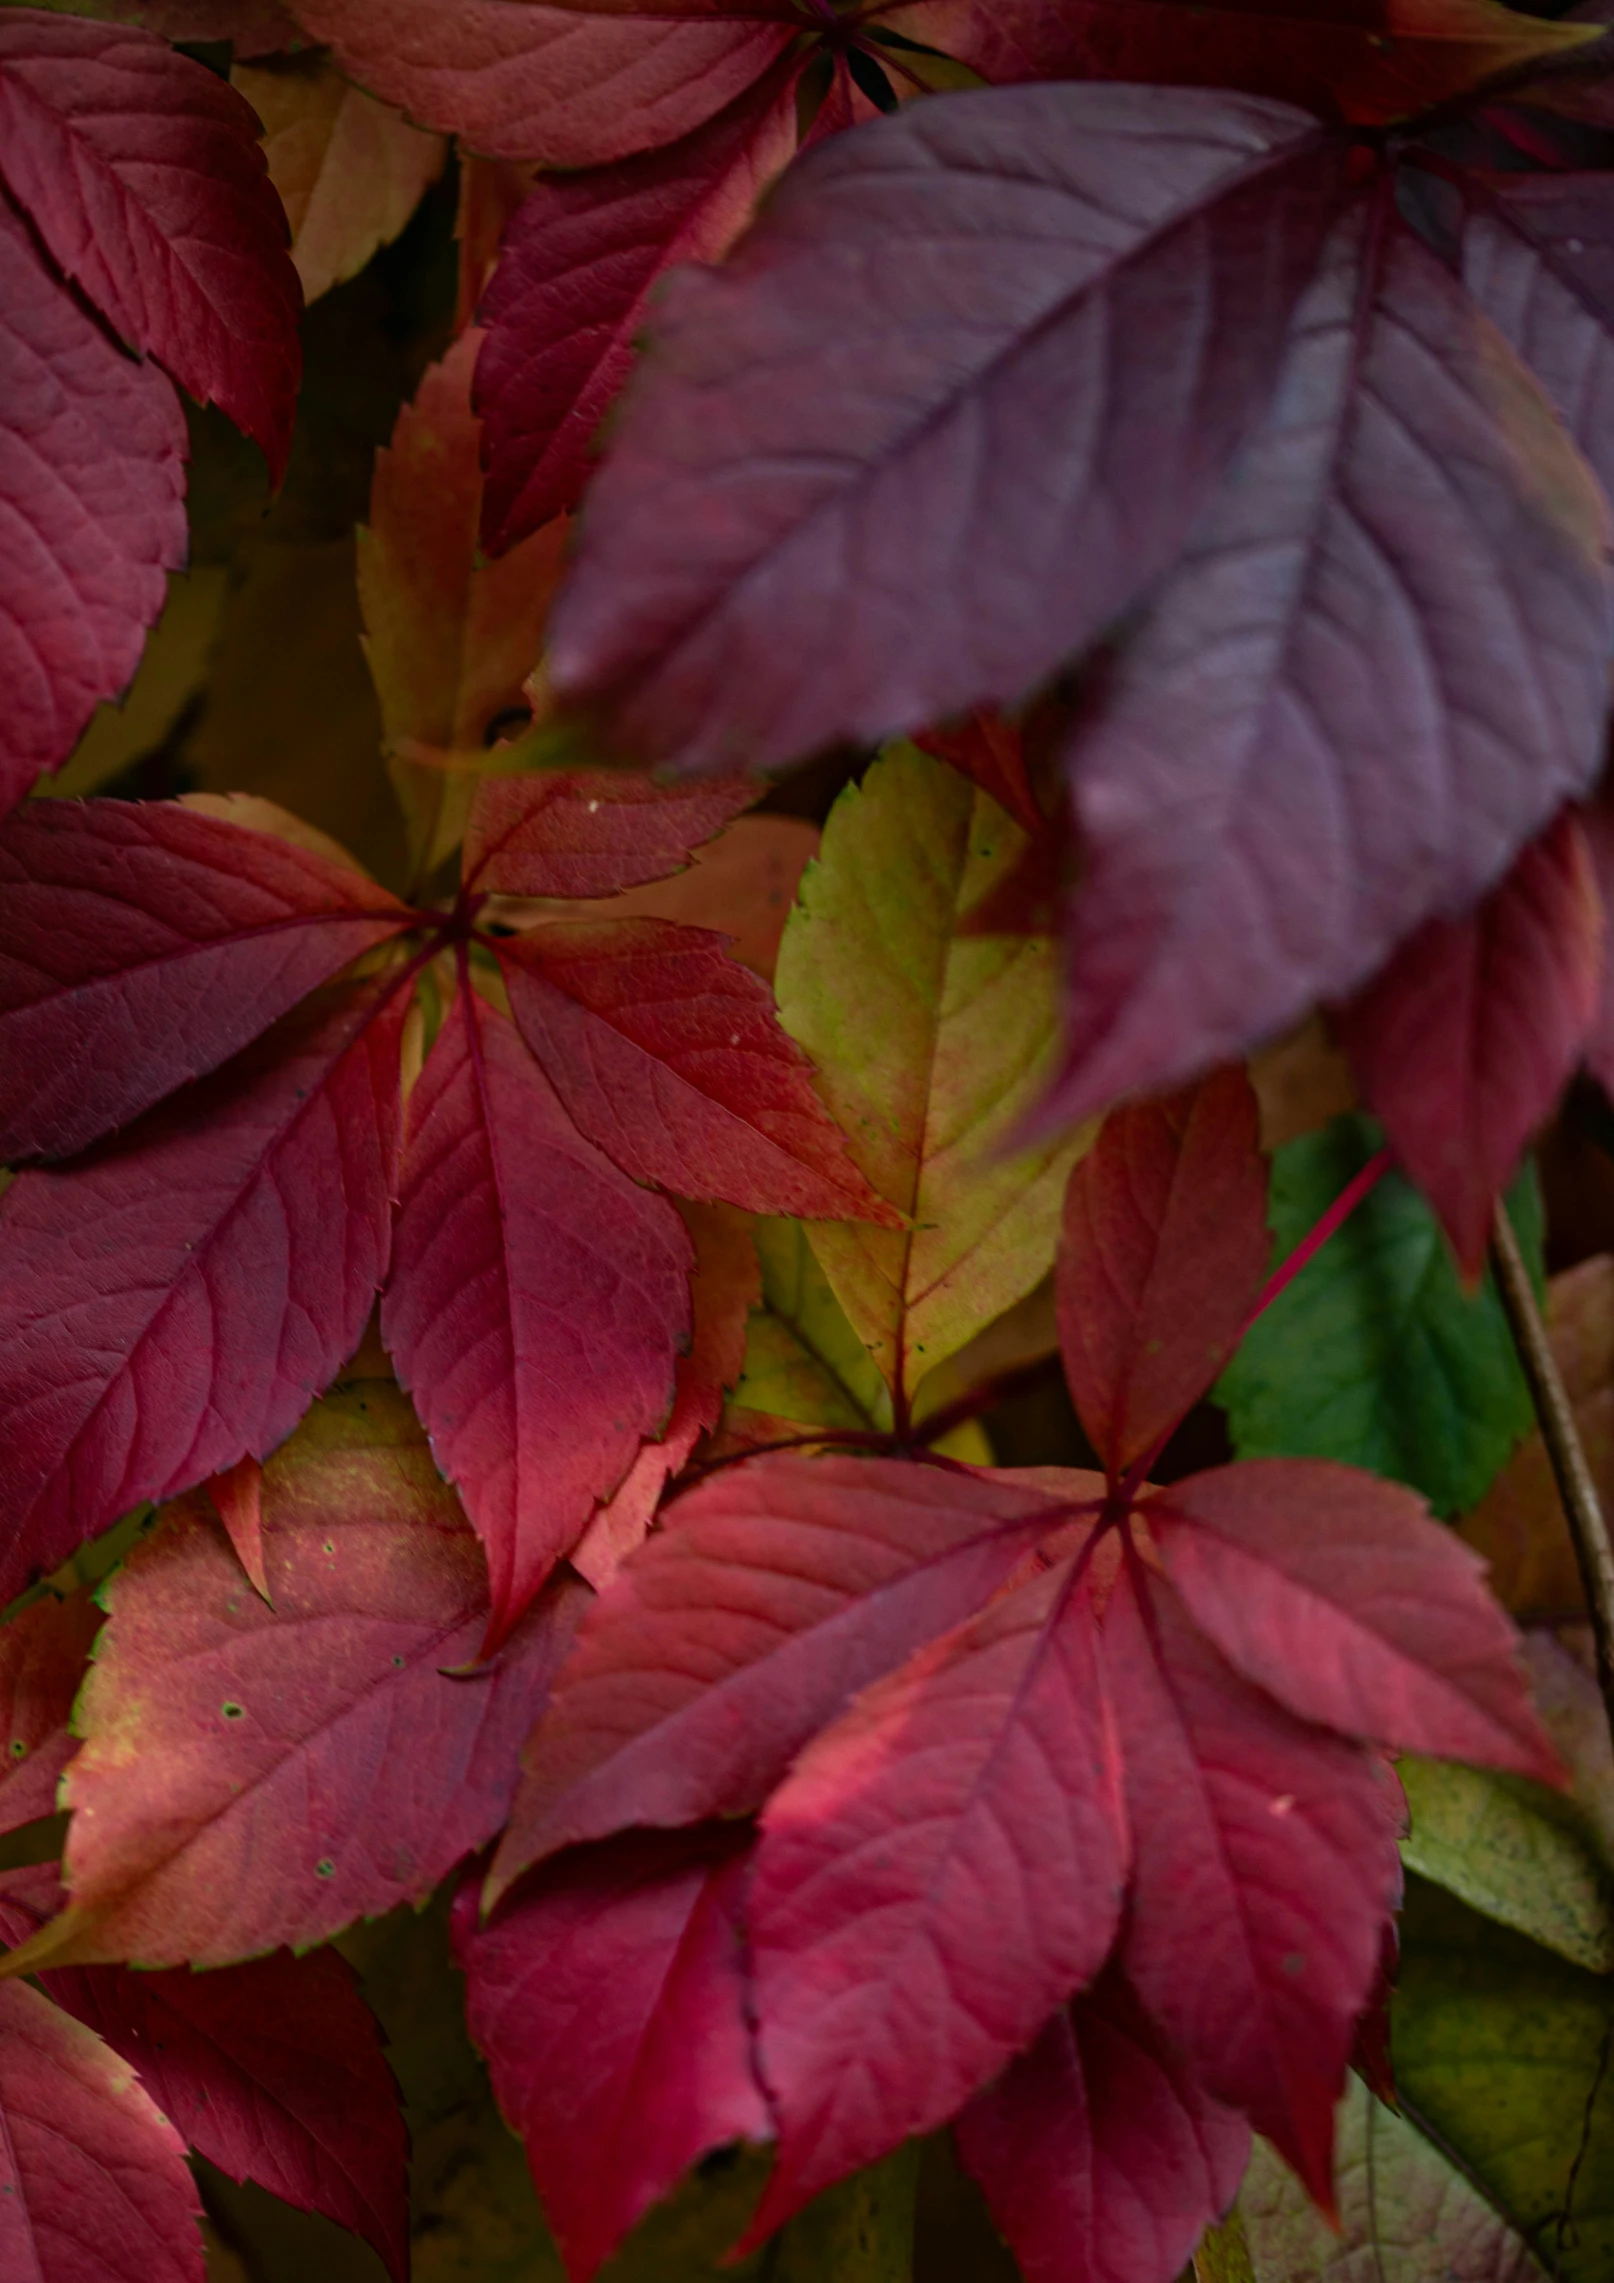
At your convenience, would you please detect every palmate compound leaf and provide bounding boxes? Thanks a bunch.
[0,189,185,816]
[454,1826,769,2283]
[0,1872,409,2280]
[0,1590,100,1841]
[1057,1066,1271,1480]
[285,0,805,167]
[0,1976,205,2283]
[0,7,302,476]
[774,744,1084,1407]
[0,967,411,1607]
[545,84,1347,775]
[954,1964,1251,2283]
[474,53,803,552]
[1335,807,1604,1278]
[0,798,413,1160]
[1,1377,587,1973]
[1045,195,1613,1128]
[381,974,695,1653]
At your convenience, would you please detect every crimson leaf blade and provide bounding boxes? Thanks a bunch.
[463,767,756,896]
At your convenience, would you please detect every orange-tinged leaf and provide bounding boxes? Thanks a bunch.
[205,1453,268,1601]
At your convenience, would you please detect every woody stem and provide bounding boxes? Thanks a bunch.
[1490,1197,1614,1748]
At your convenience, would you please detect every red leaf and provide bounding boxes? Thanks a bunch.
[456,1826,768,2282]
[288,0,802,167]
[475,57,802,551]
[0,10,302,475]
[0,799,412,1160]
[42,1947,409,2282]
[569,1199,760,1589]
[0,971,409,1602]
[205,1453,269,1601]
[491,1454,1097,1903]
[740,1552,1129,2242]
[497,918,894,1220]
[0,1976,204,2283]
[463,768,757,897]
[1056,1068,1270,1480]
[1336,807,1602,1275]
[1102,1561,1403,2203]
[382,980,693,1651]
[546,85,1345,774]
[0,192,185,815]
[1146,1458,1562,1781]
[31,1380,587,1967]
[1582,795,1614,1097]
[0,1591,100,1841]
[954,1967,1250,2283]
[1047,202,1612,1125]
[913,712,1043,838]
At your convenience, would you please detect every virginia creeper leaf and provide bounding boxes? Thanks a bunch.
[0,9,302,474]
[955,1966,1250,2283]
[1048,202,1613,1127]
[1399,1752,1613,1973]
[1337,808,1603,1278]
[1101,1560,1404,2202]
[1147,1461,1562,1779]
[497,918,892,1221]
[1393,1879,1614,2283]
[475,55,801,551]
[0,1975,205,2283]
[546,86,1345,775]
[912,711,1043,839]
[0,798,412,1161]
[456,1826,768,2283]
[357,332,570,874]
[382,979,693,1651]
[1057,1068,1270,1479]
[232,50,446,305]
[27,2,302,55]
[463,767,757,897]
[741,1553,1129,2241]
[729,1213,891,1432]
[491,1453,1095,1900]
[775,746,1083,1403]
[204,1453,268,1602]
[1237,2070,1543,2283]
[14,1379,586,1970]
[1218,1116,1542,1515]
[569,1200,758,1590]
[890,0,1598,126]
[0,192,186,816]
[0,1590,100,1840]
[286,0,803,168]
[0,971,410,1603]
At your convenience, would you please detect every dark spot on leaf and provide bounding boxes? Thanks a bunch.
[8,1740,24,1760]
[316,1858,335,1879]
[221,1701,244,1720]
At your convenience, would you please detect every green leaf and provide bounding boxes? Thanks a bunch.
[1399,1754,1614,1974]
[775,745,1086,1407]
[1236,2071,1544,2280]
[1217,1114,1541,1513]
[1394,1877,1614,2283]
[733,1218,892,1432]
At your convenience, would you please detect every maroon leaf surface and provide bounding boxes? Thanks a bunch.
[1048,199,1612,1125]
[22,1378,586,1968]
[547,84,1344,774]
[0,972,409,1602]
[382,979,692,1651]
[1336,806,1602,1275]
[0,799,412,1160]
[912,711,1043,838]
[0,1591,100,1840]
[456,1826,768,2282]
[0,1976,205,2282]
[475,57,802,551]
[463,768,756,896]
[0,9,302,474]
[955,1967,1250,2283]
[497,919,892,1219]
[43,1947,409,2281]
[492,1455,1097,1902]
[0,192,186,815]
[1056,1068,1270,1479]
[287,0,803,167]
[740,1553,1129,2242]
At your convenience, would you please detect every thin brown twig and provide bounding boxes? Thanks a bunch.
[1490,1198,1614,1751]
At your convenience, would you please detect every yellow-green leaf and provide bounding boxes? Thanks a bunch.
[1400,1754,1614,1974]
